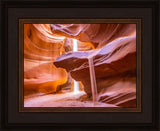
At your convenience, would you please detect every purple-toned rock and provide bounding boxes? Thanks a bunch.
[54,36,136,107]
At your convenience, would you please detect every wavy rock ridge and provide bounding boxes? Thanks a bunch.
[24,23,136,107]
[52,24,136,107]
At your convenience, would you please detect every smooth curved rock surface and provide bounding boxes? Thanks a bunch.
[51,24,136,48]
[54,35,136,93]
[53,24,136,107]
[24,24,94,96]
[24,23,137,107]
[24,24,68,95]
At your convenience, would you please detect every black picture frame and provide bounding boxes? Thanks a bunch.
[0,0,159,130]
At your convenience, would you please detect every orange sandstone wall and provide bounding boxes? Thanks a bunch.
[24,24,93,96]
[52,24,137,107]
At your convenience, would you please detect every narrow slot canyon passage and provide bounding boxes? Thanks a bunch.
[24,24,136,107]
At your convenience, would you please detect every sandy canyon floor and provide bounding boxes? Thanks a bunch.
[24,91,117,107]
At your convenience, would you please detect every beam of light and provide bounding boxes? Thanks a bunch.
[73,80,79,94]
[73,39,78,52]
[72,39,79,94]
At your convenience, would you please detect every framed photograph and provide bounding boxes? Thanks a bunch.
[19,19,141,112]
[0,0,159,130]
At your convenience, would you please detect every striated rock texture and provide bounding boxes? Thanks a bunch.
[24,23,137,107]
[51,24,136,48]
[24,24,94,96]
[53,24,136,107]
[24,24,67,95]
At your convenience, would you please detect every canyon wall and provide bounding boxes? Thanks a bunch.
[24,24,67,95]
[24,23,137,107]
[52,24,137,107]
[24,24,93,95]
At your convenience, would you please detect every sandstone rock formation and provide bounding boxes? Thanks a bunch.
[51,24,136,48]
[24,23,137,107]
[24,24,67,95]
[24,24,93,96]
[52,24,136,107]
